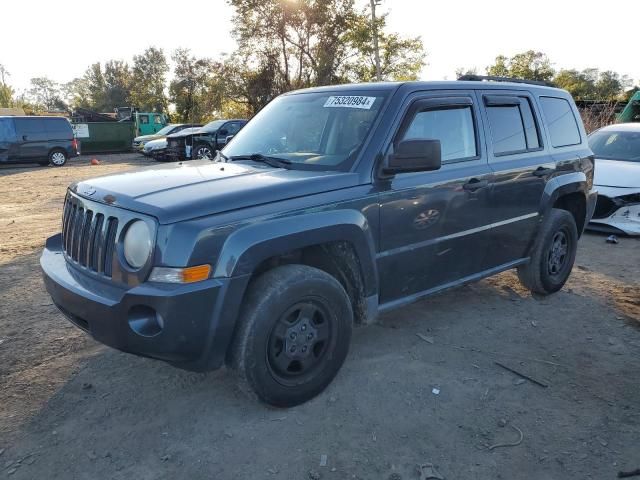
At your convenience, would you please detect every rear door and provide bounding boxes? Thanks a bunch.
[44,118,72,153]
[377,91,495,305]
[14,117,48,159]
[479,90,549,266]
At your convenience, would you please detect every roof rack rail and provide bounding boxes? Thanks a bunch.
[457,74,555,88]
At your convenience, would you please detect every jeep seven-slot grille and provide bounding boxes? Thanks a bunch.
[61,195,119,277]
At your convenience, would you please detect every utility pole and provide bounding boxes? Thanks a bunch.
[370,0,382,82]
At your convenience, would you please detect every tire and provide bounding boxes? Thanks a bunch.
[517,208,578,295]
[228,265,353,407]
[193,143,213,160]
[48,149,67,167]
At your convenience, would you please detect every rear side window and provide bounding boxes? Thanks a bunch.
[44,118,72,138]
[485,97,541,155]
[539,97,581,147]
[0,118,16,141]
[402,106,477,162]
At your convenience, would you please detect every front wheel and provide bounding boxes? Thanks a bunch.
[517,208,578,295]
[228,265,353,407]
[193,143,213,160]
[48,149,67,167]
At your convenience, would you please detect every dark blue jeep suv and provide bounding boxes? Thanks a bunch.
[41,78,597,406]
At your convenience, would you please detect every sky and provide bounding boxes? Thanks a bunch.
[1,0,638,93]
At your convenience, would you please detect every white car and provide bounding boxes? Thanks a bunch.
[142,138,167,157]
[588,123,640,235]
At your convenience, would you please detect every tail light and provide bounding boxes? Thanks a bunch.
[72,138,80,154]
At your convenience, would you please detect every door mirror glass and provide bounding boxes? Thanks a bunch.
[384,139,442,174]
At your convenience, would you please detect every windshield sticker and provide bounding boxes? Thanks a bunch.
[324,96,376,110]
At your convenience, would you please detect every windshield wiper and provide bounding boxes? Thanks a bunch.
[215,150,230,162]
[230,153,292,169]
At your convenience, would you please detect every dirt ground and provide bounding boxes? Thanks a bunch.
[1,154,639,479]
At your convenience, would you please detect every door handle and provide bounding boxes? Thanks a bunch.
[22,135,28,141]
[463,178,488,192]
[533,167,555,177]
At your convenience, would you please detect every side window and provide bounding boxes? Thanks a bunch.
[154,114,163,124]
[44,119,71,138]
[14,118,46,137]
[485,97,541,155]
[139,115,149,125]
[401,106,477,162]
[539,96,581,147]
[227,122,242,135]
[0,118,16,141]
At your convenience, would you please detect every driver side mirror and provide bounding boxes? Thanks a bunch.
[383,139,442,174]
[225,135,235,144]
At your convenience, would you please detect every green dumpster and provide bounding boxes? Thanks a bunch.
[71,122,135,153]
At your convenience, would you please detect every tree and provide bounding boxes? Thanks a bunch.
[554,68,631,100]
[486,50,554,82]
[345,9,425,82]
[28,77,66,111]
[103,60,132,108]
[227,0,427,113]
[130,47,169,112]
[170,49,224,122]
[0,64,14,107]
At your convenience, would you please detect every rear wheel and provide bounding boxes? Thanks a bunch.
[48,149,67,167]
[229,265,353,407]
[517,208,578,295]
[193,143,213,160]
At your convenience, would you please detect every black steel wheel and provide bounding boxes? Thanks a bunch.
[266,300,333,385]
[518,208,578,295]
[229,265,353,407]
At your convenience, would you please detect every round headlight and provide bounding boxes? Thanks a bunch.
[123,220,152,269]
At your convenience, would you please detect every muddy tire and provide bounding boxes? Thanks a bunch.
[228,265,353,407]
[517,208,578,295]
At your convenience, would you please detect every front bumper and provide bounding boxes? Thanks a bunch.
[40,234,249,371]
[589,203,640,235]
[588,187,640,235]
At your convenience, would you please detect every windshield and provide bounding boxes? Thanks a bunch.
[156,125,176,136]
[202,120,226,132]
[589,130,640,162]
[223,91,388,169]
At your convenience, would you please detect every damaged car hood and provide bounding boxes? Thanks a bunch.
[71,160,359,224]
[594,158,640,188]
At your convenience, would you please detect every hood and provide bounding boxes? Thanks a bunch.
[594,158,640,188]
[134,134,160,142]
[72,160,359,224]
[144,138,167,148]
[167,127,208,138]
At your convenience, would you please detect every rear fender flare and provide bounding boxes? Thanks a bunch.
[541,172,588,217]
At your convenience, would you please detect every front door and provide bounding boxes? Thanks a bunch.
[14,117,48,160]
[377,92,494,305]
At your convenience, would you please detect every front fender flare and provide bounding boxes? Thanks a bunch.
[213,209,379,297]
